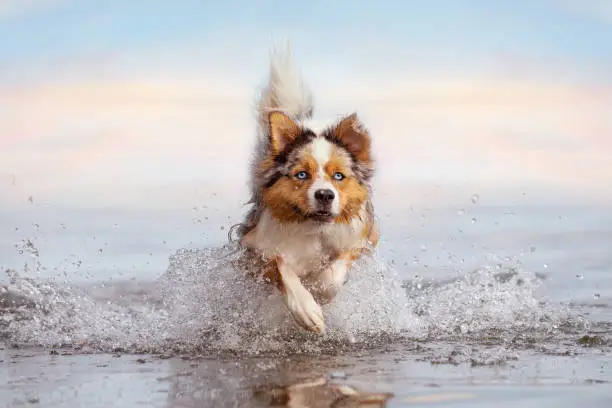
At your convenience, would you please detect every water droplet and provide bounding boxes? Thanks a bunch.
[98,249,103,254]
[576,274,584,280]
[543,263,548,269]
[594,293,601,300]
[457,208,465,215]
[471,218,477,224]
[471,194,480,204]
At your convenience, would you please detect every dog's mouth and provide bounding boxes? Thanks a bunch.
[309,210,334,223]
[291,205,335,223]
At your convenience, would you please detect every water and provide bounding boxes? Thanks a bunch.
[1,201,611,406]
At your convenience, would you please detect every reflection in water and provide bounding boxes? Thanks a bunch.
[253,378,393,407]
[162,355,394,407]
[2,347,612,408]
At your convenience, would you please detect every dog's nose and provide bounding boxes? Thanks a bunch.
[314,189,335,203]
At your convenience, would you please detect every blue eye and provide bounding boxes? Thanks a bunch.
[295,171,308,180]
[333,172,345,181]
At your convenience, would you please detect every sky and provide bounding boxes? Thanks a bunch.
[1,0,611,211]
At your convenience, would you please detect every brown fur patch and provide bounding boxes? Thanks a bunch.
[324,146,369,225]
[337,249,365,262]
[262,153,318,222]
[236,249,285,292]
[268,111,301,153]
[262,257,284,293]
[331,113,372,164]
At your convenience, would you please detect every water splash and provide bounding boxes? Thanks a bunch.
[155,247,412,355]
[0,242,588,359]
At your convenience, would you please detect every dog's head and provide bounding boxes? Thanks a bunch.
[259,111,374,224]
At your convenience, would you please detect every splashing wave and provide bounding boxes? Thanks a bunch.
[0,244,587,357]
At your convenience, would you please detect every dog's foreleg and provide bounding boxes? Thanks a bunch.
[314,247,370,304]
[314,257,349,305]
[276,258,326,334]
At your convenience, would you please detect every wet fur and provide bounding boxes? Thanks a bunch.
[232,45,379,334]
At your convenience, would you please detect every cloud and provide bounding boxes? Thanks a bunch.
[0,78,255,205]
[1,48,610,209]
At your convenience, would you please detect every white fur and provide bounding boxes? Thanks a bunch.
[301,117,326,134]
[242,207,369,333]
[310,137,331,167]
[244,208,367,278]
[257,43,313,130]
[307,137,340,215]
[278,262,325,333]
[313,258,349,303]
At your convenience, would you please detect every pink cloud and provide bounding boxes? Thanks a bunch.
[1,55,610,208]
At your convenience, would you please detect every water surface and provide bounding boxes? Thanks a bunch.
[1,203,611,406]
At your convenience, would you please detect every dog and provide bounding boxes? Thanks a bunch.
[232,45,379,335]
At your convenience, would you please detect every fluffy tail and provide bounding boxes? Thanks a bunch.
[257,43,314,132]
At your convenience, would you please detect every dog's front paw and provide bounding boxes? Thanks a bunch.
[284,284,326,334]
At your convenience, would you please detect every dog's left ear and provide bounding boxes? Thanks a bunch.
[333,113,371,163]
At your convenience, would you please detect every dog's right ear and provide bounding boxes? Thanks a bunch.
[269,111,300,153]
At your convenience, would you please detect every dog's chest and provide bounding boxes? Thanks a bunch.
[243,210,364,276]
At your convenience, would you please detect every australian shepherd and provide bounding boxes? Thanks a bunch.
[232,45,379,335]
